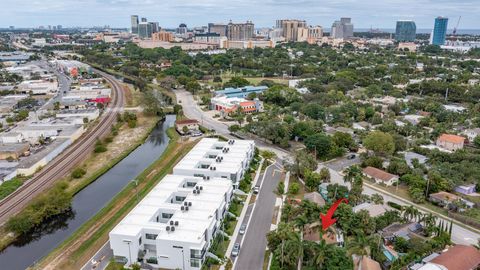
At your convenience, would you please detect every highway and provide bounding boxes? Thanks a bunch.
[0,69,125,225]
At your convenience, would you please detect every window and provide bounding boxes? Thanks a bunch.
[190,249,202,259]
[175,196,186,202]
[193,174,204,178]
[186,181,196,187]
[162,213,173,219]
[190,259,201,268]
[146,233,158,240]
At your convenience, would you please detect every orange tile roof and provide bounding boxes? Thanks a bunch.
[438,134,465,144]
[240,101,255,106]
[431,245,480,270]
[363,166,398,182]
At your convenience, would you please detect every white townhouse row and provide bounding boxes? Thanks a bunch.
[173,138,255,187]
[110,175,233,269]
[109,138,255,270]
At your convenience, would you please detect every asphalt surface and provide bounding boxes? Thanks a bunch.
[0,69,124,225]
[233,161,282,270]
[81,241,113,270]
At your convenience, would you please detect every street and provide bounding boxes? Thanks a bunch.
[233,161,282,270]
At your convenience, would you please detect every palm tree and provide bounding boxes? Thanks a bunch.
[347,232,371,257]
[313,239,329,268]
[343,165,362,184]
[402,205,420,222]
[283,233,304,269]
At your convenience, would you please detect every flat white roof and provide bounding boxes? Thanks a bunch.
[110,174,232,244]
[173,138,254,174]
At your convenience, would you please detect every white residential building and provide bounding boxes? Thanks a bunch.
[109,175,234,269]
[173,139,254,186]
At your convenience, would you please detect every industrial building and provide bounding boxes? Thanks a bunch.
[214,85,268,98]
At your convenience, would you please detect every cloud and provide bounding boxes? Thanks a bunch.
[0,0,478,29]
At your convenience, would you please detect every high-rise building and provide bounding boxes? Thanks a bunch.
[208,23,228,37]
[138,22,153,38]
[432,16,448,45]
[395,20,416,42]
[176,23,188,36]
[331,17,354,39]
[131,15,139,35]
[141,17,147,23]
[150,22,160,33]
[308,26,323,39]
[277,19,307,42]
[226,21,254,41]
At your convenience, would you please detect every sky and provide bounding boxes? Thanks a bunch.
[1,0,479,29]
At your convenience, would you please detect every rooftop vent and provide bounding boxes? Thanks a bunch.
[166,226,171,231]
[188,202,192,207]
[181,206,185,211]
[170,220,174,225]
[171,226,175,232]
[175,221,179,226]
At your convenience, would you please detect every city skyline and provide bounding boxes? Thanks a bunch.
[1,0,479,29]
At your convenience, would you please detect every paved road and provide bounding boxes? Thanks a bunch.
[0,69,124,225]
[175,89,289,159]
[81,241,113,270]
[322,163,480,246]
[233,161,282,270]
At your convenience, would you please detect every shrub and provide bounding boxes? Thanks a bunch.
[71,168,86,179]
[277,182,285,195]
[288,183,300,195]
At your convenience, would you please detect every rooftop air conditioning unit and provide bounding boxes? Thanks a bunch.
[181,206,185,211]
[196,186,200,190]
[188,202,192,207]
[170,220,174,225]
[166,226,171,232]
[184,201,188,206]
[185,206,189,211]
[171,226,175,232]
[200,186,203,190]
[175,221,179,226]
[206,176,210,180]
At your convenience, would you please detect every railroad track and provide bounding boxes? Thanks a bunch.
[0,70,125,225]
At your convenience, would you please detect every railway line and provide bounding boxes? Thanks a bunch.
[0,70,125,225]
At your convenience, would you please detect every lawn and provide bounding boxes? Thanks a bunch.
[0,177,27,200]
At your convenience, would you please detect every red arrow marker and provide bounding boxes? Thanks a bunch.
[320,198,349,231]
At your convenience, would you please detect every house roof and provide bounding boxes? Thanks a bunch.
[430,245,480,270]
[363,166,398,182]
[304,192,326,206]
[354,256,381,270]
[429,191,459,202]
[353,202,390,217]
[437,134,465,144]
[176,119,199,125]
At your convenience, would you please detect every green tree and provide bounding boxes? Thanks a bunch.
[363,131,395,156]
[304,170,322,192]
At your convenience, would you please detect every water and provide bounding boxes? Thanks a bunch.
[0,114,175,270]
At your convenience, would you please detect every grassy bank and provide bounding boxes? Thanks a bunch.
[35,127,196,270]
[67,116,160,196]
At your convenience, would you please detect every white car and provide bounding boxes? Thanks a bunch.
[253,185,260,194]
[232,243,240,257]
[239,224,246,235]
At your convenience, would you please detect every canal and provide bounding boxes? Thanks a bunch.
[0,115,176,270]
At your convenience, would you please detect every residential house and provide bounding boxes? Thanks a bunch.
[416,245,480,270]
[429,191,459,207]
[353,121,371,131]
[303,192,326,207]
[303,222,344,246]
[363,166,399,186]
[175,119,200,135]
[403,152,428,168]
[454,184,476,195]
[436,134,465,151]
[353,255,381,270]
[381,222,423,242]
[353,202,391,217]
[463,128,480,142]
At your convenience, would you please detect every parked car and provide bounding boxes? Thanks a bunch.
[239,224,247,235]
[191,131,203,137]
[253,185,260,194]
[232,243,240,257]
